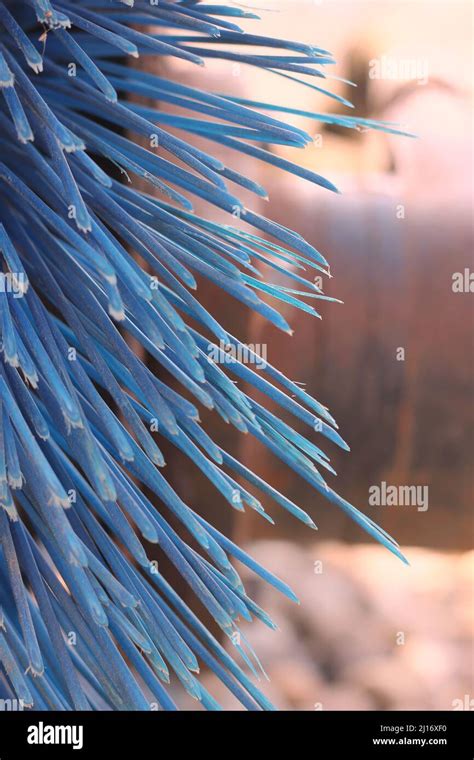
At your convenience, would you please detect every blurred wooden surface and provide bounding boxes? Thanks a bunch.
[238,174,473,550]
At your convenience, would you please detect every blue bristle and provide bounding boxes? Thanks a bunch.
[0,0,409,712]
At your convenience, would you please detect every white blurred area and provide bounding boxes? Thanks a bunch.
[164,0,474,308]
[179,542,473,710]
[169,0,473,193]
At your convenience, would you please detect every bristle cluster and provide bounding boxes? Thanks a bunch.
[0,0,407,711]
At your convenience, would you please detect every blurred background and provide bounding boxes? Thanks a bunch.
[141,0,473,709]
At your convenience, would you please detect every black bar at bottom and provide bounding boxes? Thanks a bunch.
[0,710,472,757]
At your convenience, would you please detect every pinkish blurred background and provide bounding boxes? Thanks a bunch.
[146,0,473,710]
